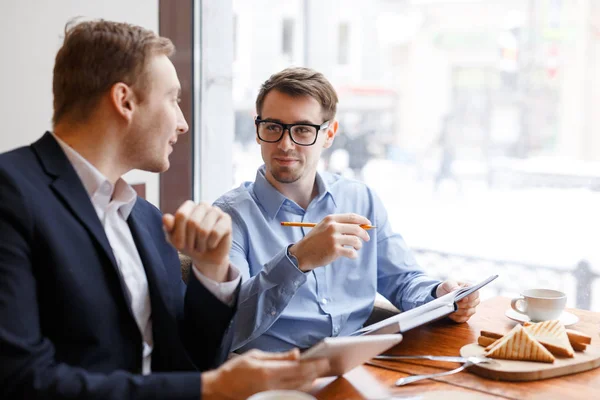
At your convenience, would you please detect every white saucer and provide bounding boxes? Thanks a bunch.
[505,308,579,327]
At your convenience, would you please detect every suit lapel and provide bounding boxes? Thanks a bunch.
[31,132,135,318]
[128,206,197,370]
[51,177,118,264]
[127,206,174,316]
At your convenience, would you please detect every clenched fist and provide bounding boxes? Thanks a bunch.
[163,201,232,283]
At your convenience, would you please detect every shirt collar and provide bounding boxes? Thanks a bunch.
[52,133,137,219]
[253,165,336,220]
[314,169,336,207]
[253,166,288,219]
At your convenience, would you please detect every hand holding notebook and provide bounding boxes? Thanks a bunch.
[435,280,481,323]
[353,275,499,336]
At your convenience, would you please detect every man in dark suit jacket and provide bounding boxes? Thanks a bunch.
[0,20,327,400]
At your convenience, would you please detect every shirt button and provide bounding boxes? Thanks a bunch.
[101,182,111,195]
[321,298,328,305]
[270,310,276,316]
[333,327,339,335]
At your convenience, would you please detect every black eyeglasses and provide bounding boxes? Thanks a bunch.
[255,117,330,146]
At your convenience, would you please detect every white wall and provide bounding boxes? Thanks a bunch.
[0,0,160,206]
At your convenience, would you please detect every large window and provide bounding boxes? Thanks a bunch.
[282,18,295,60]
[337,22,350,65]
[230,0,600,310]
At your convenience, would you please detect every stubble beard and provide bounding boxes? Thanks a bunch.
[124,134,169,173]
[270,164,303,184]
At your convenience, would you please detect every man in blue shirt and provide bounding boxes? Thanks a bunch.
[215,67,480,352]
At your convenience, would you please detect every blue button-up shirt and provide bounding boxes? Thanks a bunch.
[214,165,441,352]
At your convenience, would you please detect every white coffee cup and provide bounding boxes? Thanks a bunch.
[246,390,316,400]
[510,289,567,322]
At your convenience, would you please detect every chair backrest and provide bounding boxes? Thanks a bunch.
[179,253,192,284]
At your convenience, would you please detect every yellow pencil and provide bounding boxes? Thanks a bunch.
[280,222,376,230]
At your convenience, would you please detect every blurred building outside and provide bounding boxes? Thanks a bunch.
[231,0,600,310]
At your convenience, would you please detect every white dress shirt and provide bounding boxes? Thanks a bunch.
[53,134,240,374]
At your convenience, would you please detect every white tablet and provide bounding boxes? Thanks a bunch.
[300,334,402,377]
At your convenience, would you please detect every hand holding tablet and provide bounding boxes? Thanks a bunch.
[300,334,402,377]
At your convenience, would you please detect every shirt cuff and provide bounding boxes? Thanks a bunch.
[193,264,241,307]
[265,246,307,283]
[285,244,301,270]
[431,282,442,298]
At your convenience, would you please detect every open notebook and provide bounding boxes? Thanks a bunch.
[352,275,499,336]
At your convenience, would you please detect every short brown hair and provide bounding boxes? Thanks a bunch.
[52,19,174,125]
[256,67,338,121]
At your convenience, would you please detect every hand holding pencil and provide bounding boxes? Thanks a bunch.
[285,213,373,272]
[281,221,376,230]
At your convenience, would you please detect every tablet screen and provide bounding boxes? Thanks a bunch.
[300,334,402,376]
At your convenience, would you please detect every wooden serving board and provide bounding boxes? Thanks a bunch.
[460,343,600,381]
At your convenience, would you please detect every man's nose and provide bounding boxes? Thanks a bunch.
[277,129,295,150]
[177,108,189,134]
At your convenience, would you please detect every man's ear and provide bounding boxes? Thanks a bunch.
[255,116,261,145]
[322,119,339,149]
[109,82,136,122]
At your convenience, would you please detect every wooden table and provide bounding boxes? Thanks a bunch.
[310,296,600,399]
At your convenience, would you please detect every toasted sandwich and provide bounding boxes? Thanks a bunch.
[525,320,574,358]
[485,324,555,363]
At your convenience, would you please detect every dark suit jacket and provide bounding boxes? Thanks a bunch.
[0,133,237,399]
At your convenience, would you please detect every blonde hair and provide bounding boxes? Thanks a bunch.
[52,19,175,125]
